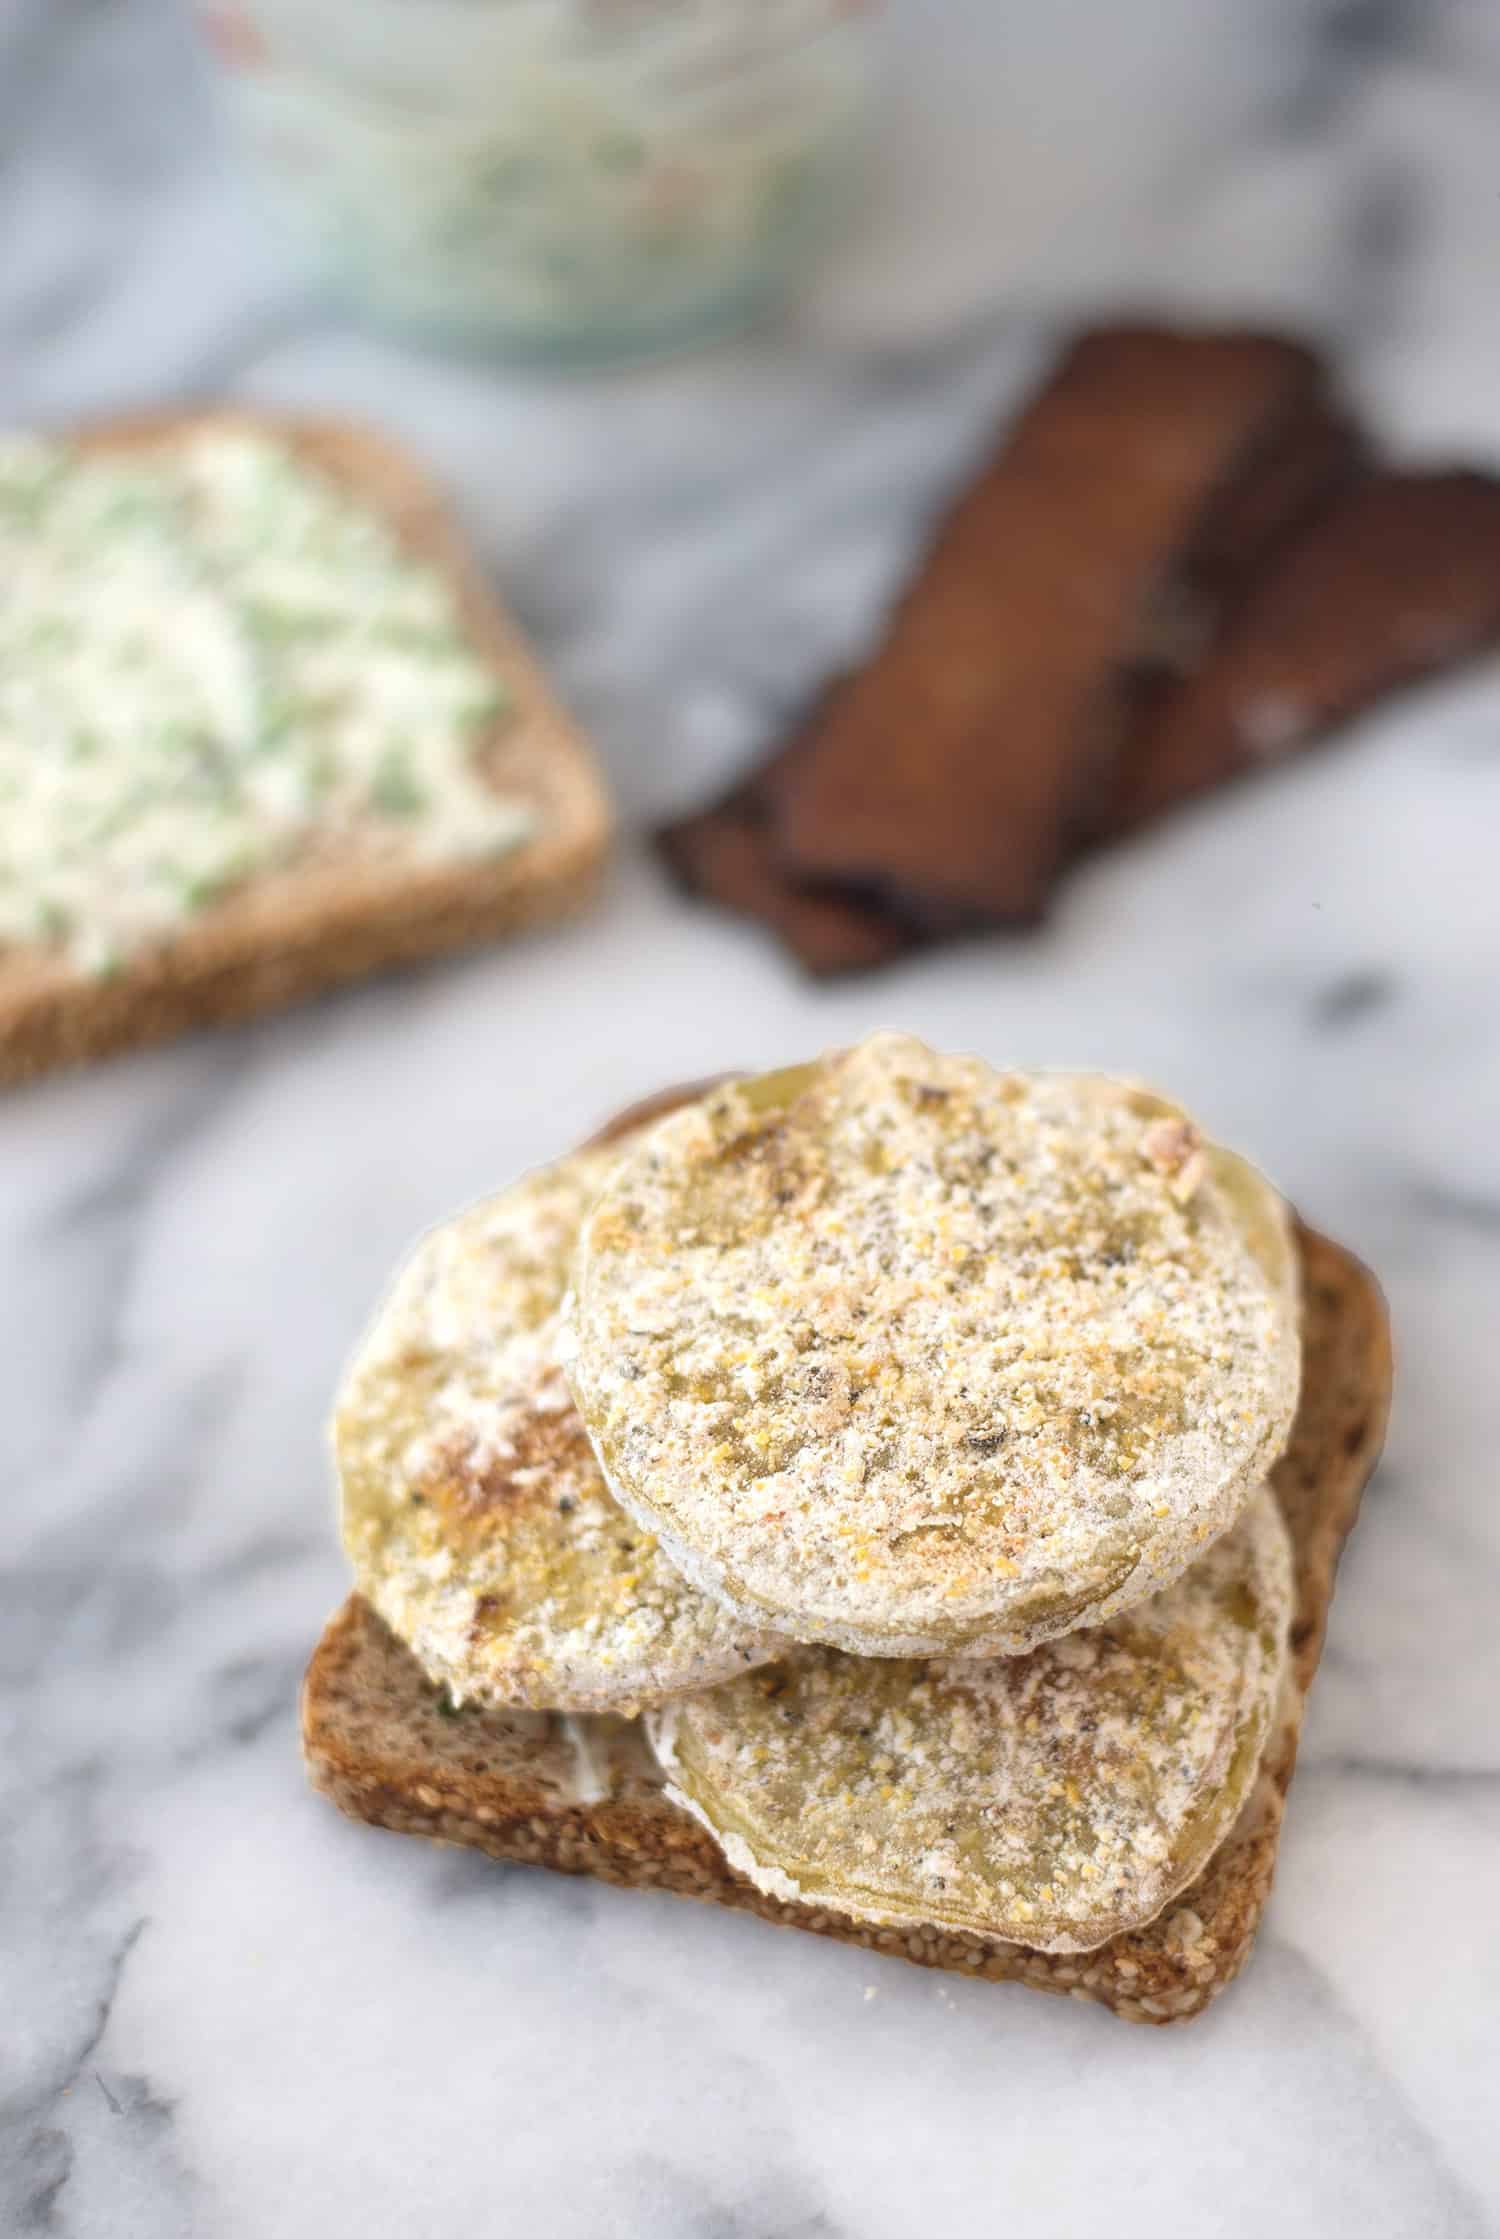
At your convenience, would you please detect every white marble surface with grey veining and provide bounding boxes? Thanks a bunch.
[3,3,1499,2233]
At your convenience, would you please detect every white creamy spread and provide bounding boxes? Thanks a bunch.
[558,1714,616,1809]
[0,429,535,973]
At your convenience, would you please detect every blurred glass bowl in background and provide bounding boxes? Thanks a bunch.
[192,0,878,364]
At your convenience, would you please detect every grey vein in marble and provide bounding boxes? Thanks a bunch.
[2,3,1499,2235]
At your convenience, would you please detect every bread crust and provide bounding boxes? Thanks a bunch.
[0,412,611,1085]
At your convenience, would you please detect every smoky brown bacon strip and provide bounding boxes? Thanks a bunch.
[766,328,1347,925]
[1098,468,1500,837]
[657,327,1368,973]
[657,755,918,977]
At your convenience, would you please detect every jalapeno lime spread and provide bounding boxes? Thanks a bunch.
[0,429,533,975]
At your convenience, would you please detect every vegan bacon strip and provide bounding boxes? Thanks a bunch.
[1099,469,1500,837]
[1176,391,1364,617]
[770,328,1347,925]
[658,773,916,976]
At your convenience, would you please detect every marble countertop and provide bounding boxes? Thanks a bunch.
[4,3,1499,2234]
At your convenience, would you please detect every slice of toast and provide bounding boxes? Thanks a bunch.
[0,413,611,1086]
[303,1212,1391,2025]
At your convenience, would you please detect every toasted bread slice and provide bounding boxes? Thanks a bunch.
[0,413,611,1086]
[303,1214,1390,2024]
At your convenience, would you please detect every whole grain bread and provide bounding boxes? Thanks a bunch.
[303,1168,1391,2023]
[0,413,612,1086]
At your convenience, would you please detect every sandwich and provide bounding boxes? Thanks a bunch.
[303,1034,1390,2024]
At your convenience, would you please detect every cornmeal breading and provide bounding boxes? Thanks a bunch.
[651,1485,1293,1953]
[564,1037,1300,1657]
[335,1132,783,1715]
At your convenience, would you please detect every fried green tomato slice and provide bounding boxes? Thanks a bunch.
[563,1034,1301,1658]
[1117,1080,1299,1325]
[651,1485,1293,1953]
[334,1136,784,1716]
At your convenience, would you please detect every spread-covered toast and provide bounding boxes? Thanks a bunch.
[0,413,611,1084]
